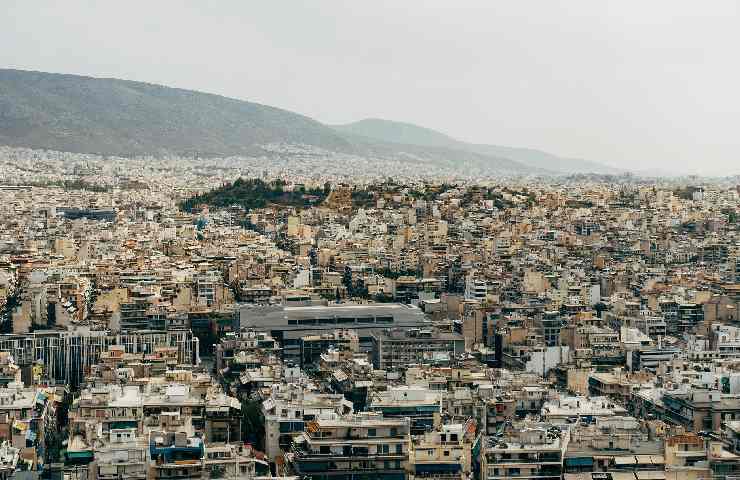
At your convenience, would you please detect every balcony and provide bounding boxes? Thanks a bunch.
[674,450,707,458]
[295,450,406,461]
[150,435,204,465]
[98,464,147,480]
[413,463,461,475]
[293,460,406,476]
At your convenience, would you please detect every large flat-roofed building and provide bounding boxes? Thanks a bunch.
[237,303,431,362]
[58,207,117,222]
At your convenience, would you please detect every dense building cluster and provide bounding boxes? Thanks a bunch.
[1,148,740,479]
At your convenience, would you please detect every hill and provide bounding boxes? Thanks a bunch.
[333,118,459,149]
[180,178,329,213]
[333,118,623,174]
[0,69,350,156]
[0,69,589,175]
[344,135,543,175]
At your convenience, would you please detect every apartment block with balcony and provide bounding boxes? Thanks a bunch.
[482,422,567,480]
[369,386,442,435]
[408,423,479,480]
[288,413,410,480]
[261,384,353,463]
[371,328,465,370]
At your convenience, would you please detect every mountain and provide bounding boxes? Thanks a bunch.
[0,69,594,175]
[333,118,623,174]
[0,69,350,156]
[333,127,541,175]
[333,118,460,149]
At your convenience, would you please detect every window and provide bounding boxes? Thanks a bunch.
[320,446,330,454]
[367,428,376,437]
[396,444,403,454]
[444,450,450,456]
[390,427,397,436]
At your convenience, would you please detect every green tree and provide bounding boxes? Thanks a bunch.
[241,400,265,451]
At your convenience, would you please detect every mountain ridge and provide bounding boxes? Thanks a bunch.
[0,68,610,174]
[333,118,623,175]
[0,68,351,156]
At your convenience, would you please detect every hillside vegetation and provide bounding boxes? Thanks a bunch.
[180,178,329,212]
[0,69,349,156]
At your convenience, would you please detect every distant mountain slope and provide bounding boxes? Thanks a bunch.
[0,69,585,175]
[0,69,350,156]
[342,133,544,175]
[333,118,460,149]
[333,118,623,174]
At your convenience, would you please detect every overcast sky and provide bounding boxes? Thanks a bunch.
[3,1,739,175]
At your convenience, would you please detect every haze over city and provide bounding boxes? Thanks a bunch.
[3,3,740,480]
[4,1,740,175]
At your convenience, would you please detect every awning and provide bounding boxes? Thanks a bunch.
[565,457,594,467]
[636,472,666,480]
[610,473,638,480]
[206,406,229,413]
[635,454,664,465]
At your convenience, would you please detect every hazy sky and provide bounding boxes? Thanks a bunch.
[3,1,740,174]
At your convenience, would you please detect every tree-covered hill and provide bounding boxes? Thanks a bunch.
[180,178,329,212]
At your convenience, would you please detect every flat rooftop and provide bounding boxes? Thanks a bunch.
[239,303,430,329]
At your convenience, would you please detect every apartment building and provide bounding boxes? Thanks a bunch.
[288,413,409,480]
[408,422,479,480]
[481,423,567,480]
[371,328,466,370]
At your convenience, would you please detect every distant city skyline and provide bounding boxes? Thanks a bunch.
[3,1,740,175]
